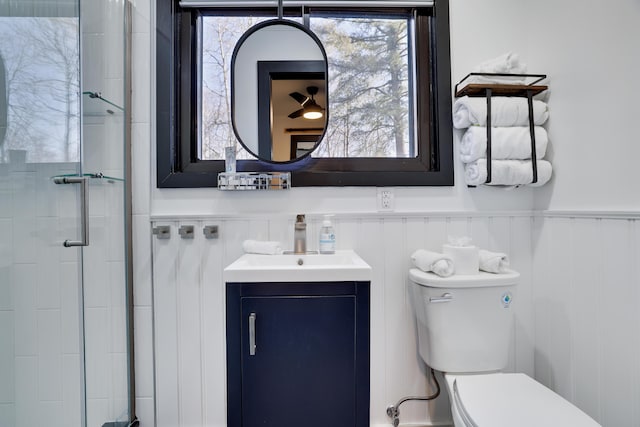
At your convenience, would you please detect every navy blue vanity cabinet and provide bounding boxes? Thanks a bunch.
[226,281,370,427]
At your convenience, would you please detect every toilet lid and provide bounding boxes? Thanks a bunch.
[451,373,601,427]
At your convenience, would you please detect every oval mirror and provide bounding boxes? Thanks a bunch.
[231,19,328,163]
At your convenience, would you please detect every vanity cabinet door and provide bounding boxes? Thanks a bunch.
[242,295,355,427]
[226,282,369,427]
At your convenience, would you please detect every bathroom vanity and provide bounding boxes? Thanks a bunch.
[224,251,371,427]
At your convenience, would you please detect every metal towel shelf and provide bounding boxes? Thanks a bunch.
[454,73,548,187]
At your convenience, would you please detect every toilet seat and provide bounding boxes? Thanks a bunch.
[445,373,600,427]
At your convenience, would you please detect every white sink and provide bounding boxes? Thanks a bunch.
[224,249,371,283]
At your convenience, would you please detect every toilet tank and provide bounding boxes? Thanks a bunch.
[409,269,519,373]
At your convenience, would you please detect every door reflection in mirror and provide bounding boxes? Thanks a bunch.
[257,60,326,162]
[290,134,320,159]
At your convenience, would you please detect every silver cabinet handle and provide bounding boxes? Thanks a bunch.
[248,312,256,356]
[429,293,453,303]
[54,176,89,247]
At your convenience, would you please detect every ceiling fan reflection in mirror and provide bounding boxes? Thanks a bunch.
[288,86,324,120]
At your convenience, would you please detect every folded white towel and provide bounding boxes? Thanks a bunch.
[473,52,527,75]
[464,74,527,85]
[242,239,283,255]
[459,126,548,163]
[411,249,454,277]
[467,52,527,85]
[464,159,552,187]
[453,96,549,129]
[479,249,510,273]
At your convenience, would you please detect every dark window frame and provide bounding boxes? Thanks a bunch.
[156,0,453,188]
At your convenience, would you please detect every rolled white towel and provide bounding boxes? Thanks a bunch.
[479,249,510,273]
[464,159,552,187]
[453,96,549,129]
[242,239,283,255]
[411,249,454,277]
[459,126,548,163]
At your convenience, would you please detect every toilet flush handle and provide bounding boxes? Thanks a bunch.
[429,293,453,303]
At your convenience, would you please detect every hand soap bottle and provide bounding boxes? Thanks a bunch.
[319,215,336,254]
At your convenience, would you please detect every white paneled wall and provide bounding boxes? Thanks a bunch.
[532,214,640,427]
[150,212,534,427]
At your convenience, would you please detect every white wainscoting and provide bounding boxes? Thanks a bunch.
[150,212,534,427]
[532,213,640,427]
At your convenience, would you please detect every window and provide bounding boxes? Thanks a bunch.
[156,0,453,187]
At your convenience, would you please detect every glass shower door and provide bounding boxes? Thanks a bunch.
[80,0,133,424]
[0,4,85,426]
[0,1,133,426]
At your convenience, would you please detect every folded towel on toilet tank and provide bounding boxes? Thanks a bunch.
[411,249,455,277]
[478,249,510,274]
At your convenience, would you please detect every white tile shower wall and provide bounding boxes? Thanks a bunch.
[150,212,534,427]
[0,163,83,427]
[1,165,128,426]
[532,214,640,426]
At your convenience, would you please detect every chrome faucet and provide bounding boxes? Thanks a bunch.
[293,214,307,254]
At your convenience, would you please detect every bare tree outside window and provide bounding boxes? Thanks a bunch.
[201,16,269,161]
[0,17,79,164]
[311,16,411,158]
[199,13,411,161]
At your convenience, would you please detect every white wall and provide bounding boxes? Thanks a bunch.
[528,0,640,211]
[129,0,640,426]
[525,2,640,426]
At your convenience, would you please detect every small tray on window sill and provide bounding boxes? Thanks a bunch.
[217,172,291,190]
[454,73,548,98]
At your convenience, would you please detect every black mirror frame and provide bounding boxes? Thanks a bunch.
[156,1,453,188]
[231,19,329,164]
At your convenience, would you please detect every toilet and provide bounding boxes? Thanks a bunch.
[409,268,601,427]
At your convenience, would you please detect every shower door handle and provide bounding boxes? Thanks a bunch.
[54,176,89,247]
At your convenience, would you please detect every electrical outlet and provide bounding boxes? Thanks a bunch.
[377,188,395,211]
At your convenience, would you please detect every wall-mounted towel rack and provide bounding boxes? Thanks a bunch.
[454,73,548,187]
[454,73,547,97]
